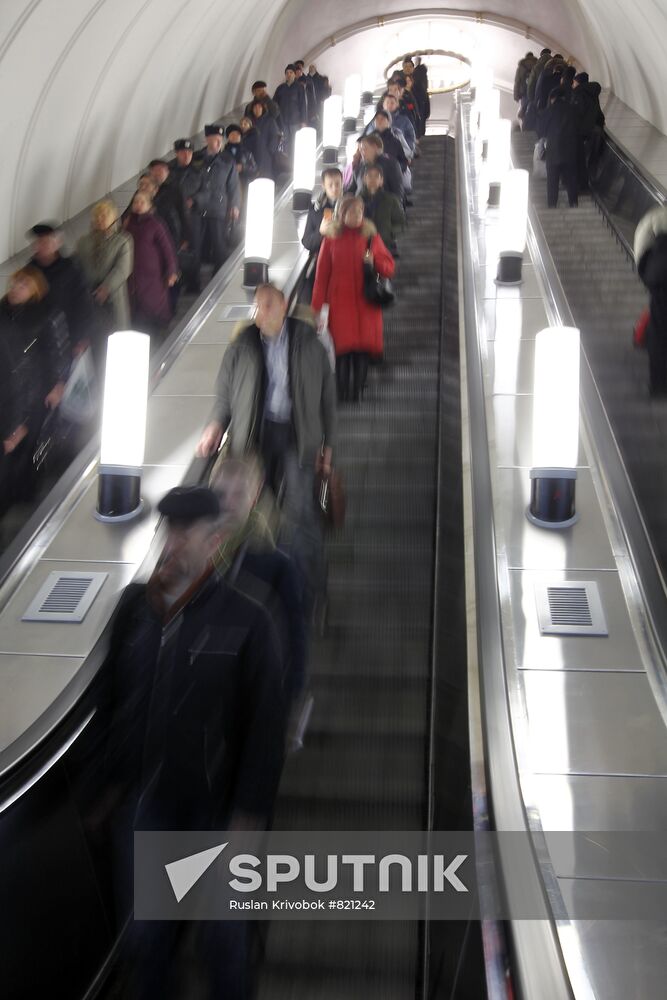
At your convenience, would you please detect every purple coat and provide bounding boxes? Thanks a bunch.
[124,212,178,326]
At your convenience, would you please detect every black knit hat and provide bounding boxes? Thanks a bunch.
[158,486,220,523]
[225,124,242,138]
[28,221,62,237]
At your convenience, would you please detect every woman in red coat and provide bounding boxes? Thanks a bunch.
[312,195,395,402]
[124,191,178,342]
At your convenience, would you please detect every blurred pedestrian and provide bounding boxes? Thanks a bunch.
[77,200,133,364]
[123,191,178,341]
[312,195,395,402]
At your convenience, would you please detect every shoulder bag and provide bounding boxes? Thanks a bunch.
[362,237,395,309]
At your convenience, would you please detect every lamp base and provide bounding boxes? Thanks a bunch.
[496,252,523,285]
[322,147,339,165]
[361,91,374,106]
[96,472,143,522]
[343,117,358,134]
[292,189,312,212]
[243,260,270,287]
[487,182,501,207]
[527,469,579,529]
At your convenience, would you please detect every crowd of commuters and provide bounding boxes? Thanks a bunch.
[513,48,605,207]
[41,53,430,998]
[0,62,339,528]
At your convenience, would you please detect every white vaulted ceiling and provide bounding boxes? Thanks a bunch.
[0,0,664,260]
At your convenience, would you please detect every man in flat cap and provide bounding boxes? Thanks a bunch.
[191,125,241,273]
[169,140,205,292]
[244,80,283,125]
[105,484,286,832]
[29,221,95,359]
[102,484,286,993]
[273,65,307,158]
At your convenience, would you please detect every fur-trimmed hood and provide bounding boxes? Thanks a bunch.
[329,218,377,239]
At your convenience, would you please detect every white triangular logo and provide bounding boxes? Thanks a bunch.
[165,842,228,903]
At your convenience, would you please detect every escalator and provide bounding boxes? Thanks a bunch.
[512,129,667,576]
[256,134,482,999]
[0,133,484,1000]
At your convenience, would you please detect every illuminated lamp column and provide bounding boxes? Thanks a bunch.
[478,86,500,159]
[471,62,493,103]
[496,169,529,284]
[292,127,317,212]
[361,65,376,106]
[343,74,362,133]
[487,118,511,206]
[322,96,343,165]
[96,331,150,522]
[527,326,581,529]
[243,178,275,286]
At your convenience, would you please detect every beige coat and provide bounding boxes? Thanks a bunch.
[77,226,133,331]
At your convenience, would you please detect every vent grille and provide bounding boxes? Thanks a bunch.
[219,304,255,322]
[535,581,608,636]
[547,587,593,627]
[22,571,108,624]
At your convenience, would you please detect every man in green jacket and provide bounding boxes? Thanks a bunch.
[197,283,336,617]
[360,163,405,256]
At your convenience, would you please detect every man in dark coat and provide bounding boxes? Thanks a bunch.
[526,48,552,105]
[239,116,269,179]
[294,60,318,125]
[542,89,579,207]
[307,63,329,104]
[244,80,283,125]
[225,124,257,186]
[360,163,405,255]
[169,138,205,292]
[348,133,404,202]
[367,112,409,173]
[193,124,241,272]
[302,167,342,258]
[402,57,429,135]
[29,222,93,356]
[197,284,336,618]
[148,160,188,249]
[248,100,282,176]
[103,484,286,997]
[381,93,416,156]
[273,64,307,155]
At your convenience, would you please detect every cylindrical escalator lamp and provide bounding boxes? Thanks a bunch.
[343,74,362,132]
[496,169,529,284]
[96,330,150,522]
[322,95,343,164]
[527,326,581,529]
[244,178,275,285]
[487,118,512,206]
[478,87,500,158]
[292,127,316,212]
[362,65,376,106]
[471,63,493,103]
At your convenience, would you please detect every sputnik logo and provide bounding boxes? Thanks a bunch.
[165,842,228,902]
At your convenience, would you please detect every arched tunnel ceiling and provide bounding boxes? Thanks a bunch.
[0,0,664,259]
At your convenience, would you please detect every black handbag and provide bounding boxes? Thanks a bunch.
[362,237,395,308]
